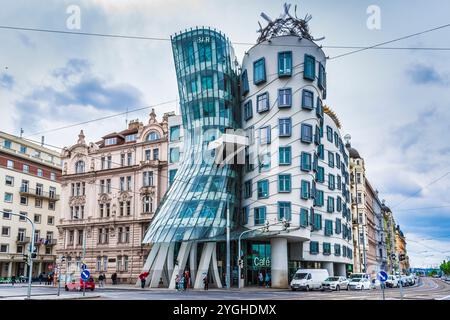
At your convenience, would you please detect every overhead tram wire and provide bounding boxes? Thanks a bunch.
[2,24,450,52]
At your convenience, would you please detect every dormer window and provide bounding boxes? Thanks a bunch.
[125,134,137,142]
[105,137,117,146]
[146,131,160,141]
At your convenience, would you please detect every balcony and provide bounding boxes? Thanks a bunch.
[44,239,57,246]
[20,187,60,201]
[16,236,31,244]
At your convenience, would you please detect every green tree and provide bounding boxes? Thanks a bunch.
[440,260,450,275]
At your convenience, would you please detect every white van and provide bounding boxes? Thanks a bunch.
[290,269,329,291]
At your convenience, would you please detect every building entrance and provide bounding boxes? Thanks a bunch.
[245,241,271,286]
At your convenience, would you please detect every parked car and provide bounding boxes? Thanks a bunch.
[406,275,415,286]
[321,276,349,291]
[399,275,409,287]
[65,277,95,291]
[386,275,399,288]
[348,278,371,290]
[348,273,371,281]
[290,269,329,291]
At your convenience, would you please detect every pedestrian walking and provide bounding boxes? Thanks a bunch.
[139,272,149,289]
[179,276,185,292]
[98,273,104,287]
[203,275,209,290]
[39,273,44,285]
[183,271,189,291]
[47,274,51,285]
[111,273,117,285]
[265,273,271,288]
[11,275,16,286]
[258,272,264,287]
[175,274,180,291]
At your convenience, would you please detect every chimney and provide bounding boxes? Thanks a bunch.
[41,136,45,147]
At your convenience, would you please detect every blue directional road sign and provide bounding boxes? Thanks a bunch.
[80,269,90,281]
[378,271,388,282]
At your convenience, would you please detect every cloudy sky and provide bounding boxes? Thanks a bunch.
[1,0,449,267]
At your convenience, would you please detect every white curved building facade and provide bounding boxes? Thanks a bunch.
[240,35,354,287]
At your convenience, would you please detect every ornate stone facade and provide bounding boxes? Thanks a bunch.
[56,111,170,284]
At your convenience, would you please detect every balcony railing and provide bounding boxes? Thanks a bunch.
[20,187,60,201]
[44,239,57,246]
[16,236,31,243]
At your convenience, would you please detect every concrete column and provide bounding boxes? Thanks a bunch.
[7,262,12,277]
[323,262,334,276]
[189,243,197,282]
[38,262,43,275]
[335,263,346,276]
[270,238,289,288]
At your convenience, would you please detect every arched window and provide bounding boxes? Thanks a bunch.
[143,196,153,213]
[75,160,85,174]
[146,131,160,141]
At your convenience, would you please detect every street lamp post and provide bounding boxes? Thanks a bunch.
[226,202,231,289]
[2,211,35,299]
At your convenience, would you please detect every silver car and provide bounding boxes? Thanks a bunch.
[321,276,349,291]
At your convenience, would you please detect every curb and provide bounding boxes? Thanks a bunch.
[28,294,101,300]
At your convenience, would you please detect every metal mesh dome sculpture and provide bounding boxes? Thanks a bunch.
[257,3,324,43]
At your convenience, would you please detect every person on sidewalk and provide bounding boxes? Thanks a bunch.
[98,273,104,287]
[39,273,44,285]
[203,275,209,290]
[265,273,271,288]
[139,272,149,289]
[175,275,180,291]
[258,272,264,287]
[111,273,117,285]
[11,275,16,286]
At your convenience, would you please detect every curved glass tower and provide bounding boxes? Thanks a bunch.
[141,28,241,288]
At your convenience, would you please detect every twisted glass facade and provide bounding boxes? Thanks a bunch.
[143,28,241,244]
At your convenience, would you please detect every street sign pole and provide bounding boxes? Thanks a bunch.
[378,271,388,301]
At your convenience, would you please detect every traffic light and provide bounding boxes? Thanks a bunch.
[23,254,29,263]
[399,254,406,262]
[238,259,244,269]
[282,218,290,231]
[31,246,37,259]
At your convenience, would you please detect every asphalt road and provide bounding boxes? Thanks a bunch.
[1,277,449,300]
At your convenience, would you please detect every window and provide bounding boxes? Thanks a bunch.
[75,161,85,174]
[5,176,14,186]
[318,144,324,160]
[278,174,291,193]
[336,196,342,212]
[334,244,341,256]
[143,171,153,187]
[253,58,266,85]
[257,180,269,199]
[21,196,28,205]
[170,147,180,163]
[259,126,271,145]
[106,179,111,193]
[356,172,362,184]
[300,208,309,227]
[143,196,152,213]
[153,148,159,160]
[336,153,341,169]
[313,213,322,231]
[278,202,291,221]
[105,137,117,146]
[335,218,342,234]
[310,241,319,254]
[256,92,269,113]
[328,151,335,168]
[169,169,177,186]
[254,207,266,226]
[258,152,271,172]
[325,220,333,236]
[300,124,313,143]
[4,192,13,203]
[316,97,323,119]
[198,41,212,62]
[244,180,252,199]
[300,152,311,172]
[318,62,326,90]
[279,146,291,165]
[326,126,333,143]
[23,164,29,173]
[304,54,316,81]
[315,167,324,183]
[49,201,55,210]
[50,172,56,181]
[34,214,41,224]
[37,169,43,177]
[278,51,292,76]
[242,207,249,225]
[357,192,363,204]
[328,174,335,190]
[278,118,292,137]
[3,140,12,149]
[278,88,292,107]
[241,70,249,95]
[0,244,8,253]
[107,156,112,169]
[323,242,331,255]
[334,132,339,148]
[201,75,213,90]
[36,183,43,196]
[301,90,314,110]
[314,126,321,145]
[170,126,180,142]
[314,189,324,207]
[145,149,151,161]
[19,212,27,221]
[244,100,253,121]
[127,153,132,166]
[301,180,310,199]
[146,131,160,141]
[20,145,27,153]
[7,160,14,169]
[2,210,11,219]
[125,134,137,142]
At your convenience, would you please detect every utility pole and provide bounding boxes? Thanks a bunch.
[226,202,230,289]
